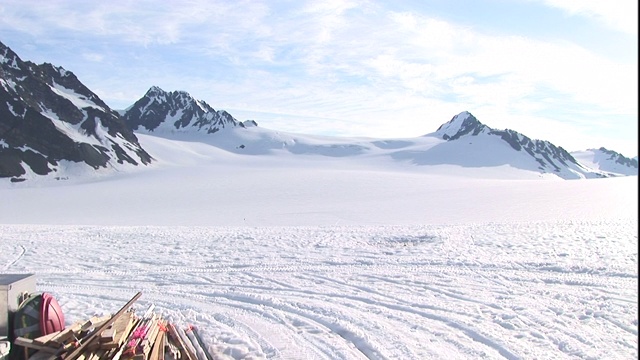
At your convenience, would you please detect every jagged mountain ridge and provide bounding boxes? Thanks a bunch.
[122,86,257,134]
[571,147,638,176]
[0,41,152,181]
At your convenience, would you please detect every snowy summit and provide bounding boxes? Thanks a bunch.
[122,86,255,134]
[434,111,488,140]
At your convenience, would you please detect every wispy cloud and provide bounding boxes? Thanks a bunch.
[538,0,638,35]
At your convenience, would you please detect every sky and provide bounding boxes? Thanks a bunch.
[0,133,637,358]
[0,0,637,156]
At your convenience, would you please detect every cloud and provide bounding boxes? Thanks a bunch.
[0,0,272,46]
[82,52,104,62]
[539,0,638,35]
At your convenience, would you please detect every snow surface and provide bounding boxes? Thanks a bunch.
[0,132,637,359]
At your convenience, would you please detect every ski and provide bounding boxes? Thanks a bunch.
[167,323,197,360]
[187,325,214,360]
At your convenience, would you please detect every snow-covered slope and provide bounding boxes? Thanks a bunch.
[427,111,609,179]
[1,127,637,225]
[571,147,638,176]
[0,41,152,181]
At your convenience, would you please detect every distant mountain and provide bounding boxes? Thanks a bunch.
[376,111,610,179]
[571,147,638,176]
[122,86,257,134]
[0,41,152,181]
[122,105,617,179]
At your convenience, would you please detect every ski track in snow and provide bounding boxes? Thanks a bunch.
[0,220,637,359]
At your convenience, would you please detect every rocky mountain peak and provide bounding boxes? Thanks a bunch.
[428,111,601,177]
[147,85,165,94]
[0,42,22,70]
[122,86,253,134]
[435,111,488,140]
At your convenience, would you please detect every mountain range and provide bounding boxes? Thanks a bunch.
[0,40,637,182]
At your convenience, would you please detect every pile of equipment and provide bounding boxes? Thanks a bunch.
[2,275,214,360]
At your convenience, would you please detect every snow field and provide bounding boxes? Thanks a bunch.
[1,220,637,359]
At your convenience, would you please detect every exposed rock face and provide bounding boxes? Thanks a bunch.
[0,41,152,180]
[122,86,254,134]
